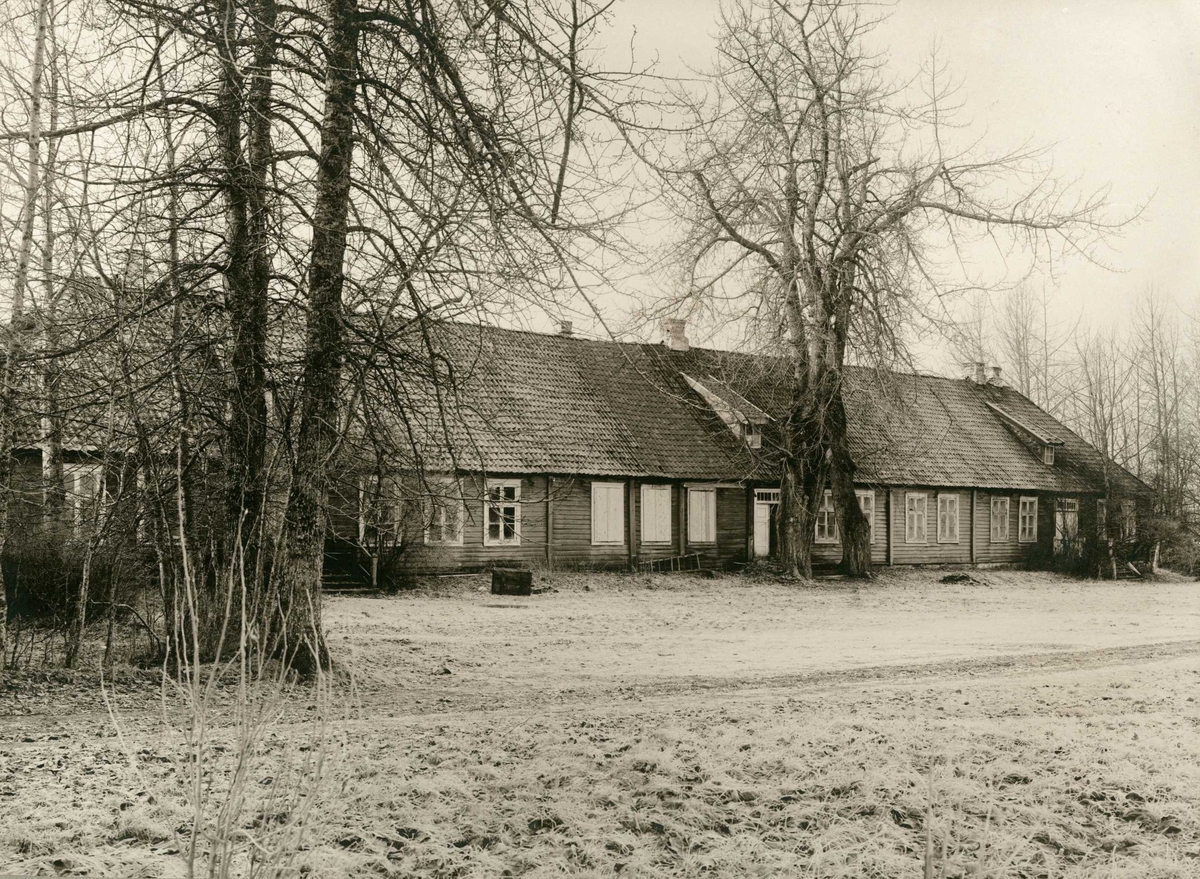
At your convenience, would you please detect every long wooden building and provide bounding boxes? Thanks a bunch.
[325,320,1152,582]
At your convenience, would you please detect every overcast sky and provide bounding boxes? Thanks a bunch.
[600,0,1200,368]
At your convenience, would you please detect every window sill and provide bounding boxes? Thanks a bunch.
[484,540,522,548]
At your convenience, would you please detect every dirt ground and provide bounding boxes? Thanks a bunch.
[2,568,1198,877]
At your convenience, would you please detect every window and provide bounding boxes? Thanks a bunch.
[905,492,927,544]
[815,490,838,543]
[745,422,762,449]
[1120,500,1136,540]
[1042,446,1056,466]
[855,490,875,544]
[1054,497,1079,553]
[359,477,404,545]
[591,481,626,545]
[687,487,717,544]
[641,484,672,544]
[425,481,464,546]
[937,493,960,543]
[990,496,1010,541]
[65,462,105,531]
[1096,498,1107,537]
[1018,496,1038,543]
[485,480,521,546]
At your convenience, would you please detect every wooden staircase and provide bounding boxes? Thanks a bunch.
[1114,560,1144,581]
[322,541,372,592]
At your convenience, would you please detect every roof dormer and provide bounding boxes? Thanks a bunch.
[683,373,770,449]
[986,402,1064,467]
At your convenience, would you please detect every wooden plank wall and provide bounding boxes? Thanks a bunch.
[549,476,630,569]
[336,469,1093,573]
[398,475,751,571]
[806,486,1066,568]
[709,486,748,568]
[633,481,682,563]
[811,488,889,566]
[972,489,1034,564]
[412,474,552,570]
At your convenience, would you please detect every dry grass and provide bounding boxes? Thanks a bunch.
[1,569,1198,877]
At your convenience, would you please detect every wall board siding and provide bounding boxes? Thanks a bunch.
[972,490,1026,564]
[632,481,681,562]
[811,488,888,566]
[887,488,971,566]
[338,467,1101,573]
[401,474,552,571]
[550,476,630,568]
[711,486,748,568]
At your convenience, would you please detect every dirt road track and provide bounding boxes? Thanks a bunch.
[330,637,1200,734]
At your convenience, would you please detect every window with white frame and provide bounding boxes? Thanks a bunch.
[1042,446,1056,466]
[358,476,404,545]
[1054,497,1079,552]
[855,490,875,544]
[640,484,672,544]
[937,493,960,543]
[687,487,717,544]
[905,492,927,543]
[1018,496,1038,543]
[815,490,838,543]
[425,481,464,546]
[64,462,105,531]
[990,496,1010,541]
[591,481,625,545]
[1120,500,1136,540]
[1096,498,1107,538]
[485,479,521,546]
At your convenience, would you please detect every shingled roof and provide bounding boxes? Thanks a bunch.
[391,321,1149,497]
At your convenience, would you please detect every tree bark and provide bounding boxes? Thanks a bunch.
[827,387,871,577]
[777,391,827,579]
[40,50,64,537]
[0,0,51,684]
[218,0,276,642]
[275,0,358,674]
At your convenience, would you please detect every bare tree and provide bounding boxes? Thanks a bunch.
[661,0,1119,578]
[0,0,52,681]
[1073,329,1135,577]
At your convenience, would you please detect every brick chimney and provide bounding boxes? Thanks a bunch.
[666,318,690,352]
[974,361,986,384]
[989,365,1003,385]
[558,320,573,337]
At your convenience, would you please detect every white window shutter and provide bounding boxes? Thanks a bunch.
[592,482,624,545]
[688,488,716,543]
[641,485,670,544]
[660,488,671,541]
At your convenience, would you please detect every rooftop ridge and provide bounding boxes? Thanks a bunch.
[434,319,988,383]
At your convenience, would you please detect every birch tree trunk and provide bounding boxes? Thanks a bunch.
[0,0,51,683]
[40,35,64,535]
